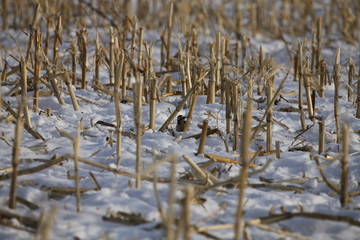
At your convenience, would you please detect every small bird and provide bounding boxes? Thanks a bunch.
[176,115,187,132]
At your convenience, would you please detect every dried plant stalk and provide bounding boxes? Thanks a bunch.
[333,47,341,143]
[294,53,298,82]
[215,32,222,89]
[166,157,177,240]
[340,123,349,207]
[197,120,209,155]
[241,36,248,74]
[20,59,32,128]
[138,27,144,68]
[9,103,24,209]
[70,39,77,85]
[180,185,193,240]
[78,28,87,89]
[130,20,138,62]
[33,27,42,112]
[275,141,280,158]
[48,68,65,105]
[44,16,52,58]
[53,14,62,68]
[348,58,355,102]
[318,121,325,154]
[183,90,198,132]
[225,80,232,134]
[2,0,8,30]
[133,80,143,189]
[266,77,274,152]
[166,1,174,70]
[233,82,240,151]
[298,43,306,130]
[35,206,57,240]
[0,62,6,116]
[73,127,81,213]
[257,46,264,95]
[145,42,156,130]
[303,60,315,121]
[114,52,124,168]
[319,59,327,98]
[316,18,322,71]
[235,98,253,240]
[207,42,216,104]
[109,27,115,84]
[64,69,79,111]
[95,32,101,84]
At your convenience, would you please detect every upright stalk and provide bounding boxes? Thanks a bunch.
[334,47,341,143]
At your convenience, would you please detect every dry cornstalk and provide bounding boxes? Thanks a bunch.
[234,98,253,240]
[152,158,167,228]
[44,15,52,59]
[9,103,24,209]
[166,1,174,70]
[53,14,62,68]
[73,127,81,213]
[166,157,177,240]
[64,69,79,111]
[241,36,248,74]
[275,141,280,158]
[257,46,264,95]
[78,28,87,89]
[340,122,349,207]
[225,80,232,134]
[315,17,322,75]
[197,120,209,155]
[294,52,298,82]
[348,58,355,102]
[130,20,138,64]
[183,155,216,185]
[70,39,77,85]
[33,27,42,112]
[0,62,6,116]
[114,52,125,168]
[266,77,274,152]
[183,90,198,132]
[333,47,341,143]
[298,43,307,130]
[20,59,32,129]
[233,82,240,151]
[215,32,222,91]
[178,185,193,240]
[35,206,57,240]
[207,42,216,104]
[246,220,311,240]
[2,0,8,29]
[138,27,144,69]
[133,80,143,189]
[145,42,156,130]
[95,32,101,84]
[220,37,228,104]
[303,60,315,121]
[48,68,65,105]
[2,100,45,141]
[109,27,115,84]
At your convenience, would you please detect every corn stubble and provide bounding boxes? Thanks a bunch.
[0,0,359,239]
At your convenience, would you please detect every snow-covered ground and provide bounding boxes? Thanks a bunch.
[1,1,360,240]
